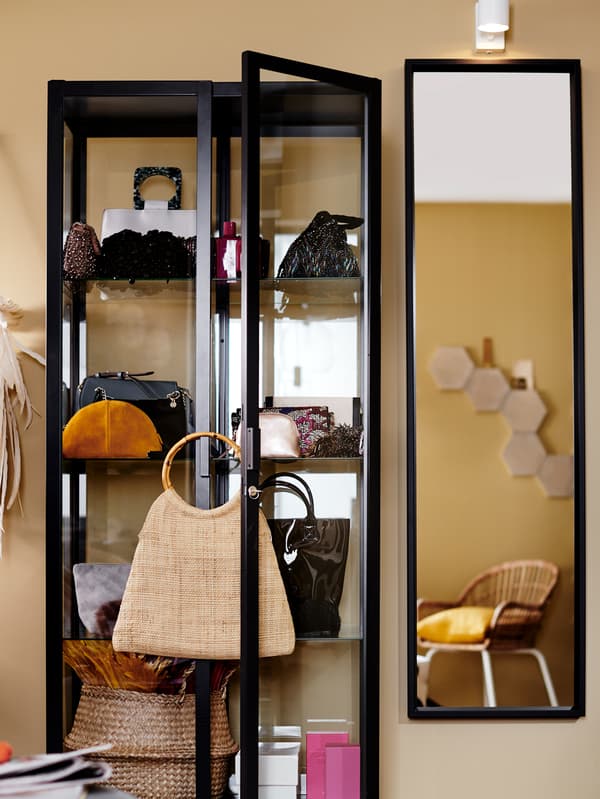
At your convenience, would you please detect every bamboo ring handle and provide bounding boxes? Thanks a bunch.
[162,431,241,490]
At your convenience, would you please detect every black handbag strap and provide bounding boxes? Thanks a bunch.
[259,480,321,552]
[93,370,154,378]
[258,474,321,539]
[330,214,364,230]
[259,481,315,521]
[92,371,166,400]
[259,471,315,511]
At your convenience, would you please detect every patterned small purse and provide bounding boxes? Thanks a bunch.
[232,405,330,457]
[262,405,330,456]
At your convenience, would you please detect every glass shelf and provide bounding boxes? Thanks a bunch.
[63,277,362,311]
[63,631,362,642]
[225,277,362,310]
[62,455,362,470]
[63,278,194,303]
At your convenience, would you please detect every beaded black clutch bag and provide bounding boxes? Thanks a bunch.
[98,229,196,283]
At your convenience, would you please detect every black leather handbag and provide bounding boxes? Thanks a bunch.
[259,472,350,638]
[75,371,193,453]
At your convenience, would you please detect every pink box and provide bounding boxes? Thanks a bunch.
[325,744,360,799]
[306,732,349,799]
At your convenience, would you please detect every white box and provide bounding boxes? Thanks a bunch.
[234,742,300,787]
[261,788,296,799]
[229,782,297,799]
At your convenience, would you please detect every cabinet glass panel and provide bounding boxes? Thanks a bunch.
[61,135,198,642]
[56,90,207,732]
[255,72,367,781]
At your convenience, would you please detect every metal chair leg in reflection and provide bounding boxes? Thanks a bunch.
[480,648,559,707]
[416,652,435,704]
[418,646,559,707]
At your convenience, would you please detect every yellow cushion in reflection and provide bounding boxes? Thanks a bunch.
[417,606,494,644]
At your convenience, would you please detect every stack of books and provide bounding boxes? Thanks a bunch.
[0,744,112,797]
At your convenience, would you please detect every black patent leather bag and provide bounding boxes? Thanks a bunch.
[259,472,350,638]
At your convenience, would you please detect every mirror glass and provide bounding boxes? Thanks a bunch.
[405,60,584,718]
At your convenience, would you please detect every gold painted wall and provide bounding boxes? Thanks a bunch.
[1,1,600,797]
[415,202,574,706]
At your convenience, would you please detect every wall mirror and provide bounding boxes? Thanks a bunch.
[405,59,585,718]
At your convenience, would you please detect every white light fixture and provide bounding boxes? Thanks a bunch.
[475,0,510,52]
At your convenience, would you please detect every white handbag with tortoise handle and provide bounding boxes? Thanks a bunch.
[100,166,196,242]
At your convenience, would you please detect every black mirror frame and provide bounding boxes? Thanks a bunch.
[405,58,585,719]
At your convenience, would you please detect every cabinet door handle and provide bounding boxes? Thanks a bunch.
[245,426,259,472]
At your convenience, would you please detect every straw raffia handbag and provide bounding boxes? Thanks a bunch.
[112,431,296,660]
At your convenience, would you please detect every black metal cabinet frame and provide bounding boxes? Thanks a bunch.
[46,52,381,799]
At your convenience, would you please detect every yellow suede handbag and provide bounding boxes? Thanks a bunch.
[62,399,162,459]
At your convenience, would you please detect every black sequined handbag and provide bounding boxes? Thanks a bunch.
[276,211,363,278]
[97,229,195,283]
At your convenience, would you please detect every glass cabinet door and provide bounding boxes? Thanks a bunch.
[237,53,381,799]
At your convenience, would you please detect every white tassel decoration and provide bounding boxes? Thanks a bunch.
[0,297,45,556]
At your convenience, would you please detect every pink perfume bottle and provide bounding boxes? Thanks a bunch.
[215,221,241,279]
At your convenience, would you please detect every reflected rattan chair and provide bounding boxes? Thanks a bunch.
[417,559,559,707]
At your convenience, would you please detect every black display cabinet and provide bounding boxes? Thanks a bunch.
[46,52,381,799]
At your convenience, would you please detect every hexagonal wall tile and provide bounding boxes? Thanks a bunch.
[501,389,547,432]
[536,454,574,498]
[465,368,510,411]
[502,432,547,476]
[428,346,475,390]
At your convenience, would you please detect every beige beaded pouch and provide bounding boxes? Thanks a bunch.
[112,432,295,660]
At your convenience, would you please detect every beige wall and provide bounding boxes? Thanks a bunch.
[1,1,599,796]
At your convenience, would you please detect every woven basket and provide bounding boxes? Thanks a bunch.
[64,684,238,799]
[209,688,239,796]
